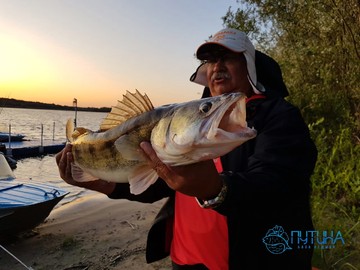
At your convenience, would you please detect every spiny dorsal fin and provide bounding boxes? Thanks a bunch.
[100,90,154,131]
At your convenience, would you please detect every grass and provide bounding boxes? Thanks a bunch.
[309,123,360,269]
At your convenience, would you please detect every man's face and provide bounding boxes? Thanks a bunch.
[205,52,252,97]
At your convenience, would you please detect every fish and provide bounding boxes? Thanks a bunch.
[262,225,292,254]
[66,90,257,195]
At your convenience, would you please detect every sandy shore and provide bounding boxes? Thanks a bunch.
[0,193,172,270]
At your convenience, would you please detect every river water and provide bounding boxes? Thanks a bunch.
[0,107,108,204]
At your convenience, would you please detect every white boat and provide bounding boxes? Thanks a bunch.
[0,153,68,237]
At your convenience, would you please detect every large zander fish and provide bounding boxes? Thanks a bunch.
[66,90,256,195]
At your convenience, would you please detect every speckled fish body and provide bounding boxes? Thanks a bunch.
[66,90,256,194]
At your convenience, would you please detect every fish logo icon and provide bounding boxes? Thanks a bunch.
[262,225,292,254]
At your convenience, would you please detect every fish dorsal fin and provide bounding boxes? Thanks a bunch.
[100,90,154,131]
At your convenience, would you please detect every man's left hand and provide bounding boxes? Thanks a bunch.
[139,141,223,200]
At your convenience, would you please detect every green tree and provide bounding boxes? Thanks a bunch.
[223,1,360,268]
[223,0,360,132]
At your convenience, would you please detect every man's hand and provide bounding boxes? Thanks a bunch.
[55,144,116,195]
[139,141,222,200]
[55,144,78,186]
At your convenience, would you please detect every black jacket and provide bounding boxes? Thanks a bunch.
[109,96,317,270]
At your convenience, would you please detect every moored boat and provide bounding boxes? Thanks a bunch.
[0,153,68,237]
[0,132,25,142]
[0,144,17,170]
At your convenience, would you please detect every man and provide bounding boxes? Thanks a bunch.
[56,28,317,269]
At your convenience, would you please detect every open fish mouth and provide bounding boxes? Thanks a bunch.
[205,93,255,141]
[218,98,247,132]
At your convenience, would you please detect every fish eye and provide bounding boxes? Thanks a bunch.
[200,102,212,113]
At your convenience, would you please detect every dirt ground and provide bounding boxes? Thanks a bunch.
[0,194,172,270]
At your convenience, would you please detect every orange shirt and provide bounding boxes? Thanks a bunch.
[170,158,228,269]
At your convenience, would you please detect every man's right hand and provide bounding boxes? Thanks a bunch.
[55,144,79,186]
[55,144,116,195]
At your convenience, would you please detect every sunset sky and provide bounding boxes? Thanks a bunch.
[0,1,236,108]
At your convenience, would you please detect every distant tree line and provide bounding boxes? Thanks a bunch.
[0,98,110,112]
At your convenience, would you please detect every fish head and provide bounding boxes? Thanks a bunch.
[151,92,257,165]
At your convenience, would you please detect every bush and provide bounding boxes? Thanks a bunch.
[309,121,360,269]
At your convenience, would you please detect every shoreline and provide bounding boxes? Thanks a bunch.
[0,193,171,270]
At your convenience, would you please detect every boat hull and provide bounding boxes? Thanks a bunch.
[0,180,69,237]
[0,195,66,237]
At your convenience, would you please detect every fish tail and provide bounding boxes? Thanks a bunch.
[66,119,74,142]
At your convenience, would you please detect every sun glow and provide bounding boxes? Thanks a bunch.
[0,26,122,107]
[0,33,58,91]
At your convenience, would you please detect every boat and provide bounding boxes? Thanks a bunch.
[0,153,69,237]
[0,144,17,170]
[0,132,25,142]
[4,155,17,170]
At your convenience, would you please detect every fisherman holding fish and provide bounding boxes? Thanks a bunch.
[56,28,317,270]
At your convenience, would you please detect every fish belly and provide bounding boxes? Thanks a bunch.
[81,166,133,183]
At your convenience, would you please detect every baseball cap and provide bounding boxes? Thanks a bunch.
[190,28,265,94]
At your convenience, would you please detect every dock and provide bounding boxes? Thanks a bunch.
[0,140,66,159]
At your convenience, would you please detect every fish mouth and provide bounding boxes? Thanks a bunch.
[218,99,246,132]
[205,93,256,141]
